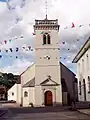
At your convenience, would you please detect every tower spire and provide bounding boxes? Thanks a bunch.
[45,0,48,19]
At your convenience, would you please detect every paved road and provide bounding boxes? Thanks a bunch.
[1,107,90,120]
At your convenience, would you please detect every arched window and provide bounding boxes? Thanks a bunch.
[24,91,28,97]
[12,92,14,96]
[43,33,51,45]
[88,76,90,92]
[79,81,81,95]
[47,34,50,44]
[83,79,86,101]
[43,34,46,44]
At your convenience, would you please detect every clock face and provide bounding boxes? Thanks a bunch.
[44,55,50,60]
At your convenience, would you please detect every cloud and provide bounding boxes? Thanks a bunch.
[1,58,34,75]
[0,0,90,74]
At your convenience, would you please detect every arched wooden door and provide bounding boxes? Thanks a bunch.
[44,91,53,106]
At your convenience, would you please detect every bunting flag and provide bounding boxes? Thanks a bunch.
[64,57,66,59]
[62,41,65,44]
[16,56,18,59]
[22,47,25,49]
[77,39,79,41]
[26,49,28,51]
[4,40,7,44]
[5,50,8,53]
[28,46,31,50]
[9,48,13,52]
[40,31,44,34]
[64,27,67,29]
[72,22,75,28]
[20,35,24,38]
[32,33,36,35]
[16,47,19,52]
[0,55,2,58]
[79,25,83,27]
[9,39,12,42]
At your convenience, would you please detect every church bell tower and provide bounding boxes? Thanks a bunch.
[33,16,62,106]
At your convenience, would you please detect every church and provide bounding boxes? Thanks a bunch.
[8,16,78,107]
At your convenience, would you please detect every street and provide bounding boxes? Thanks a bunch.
[0,107,90,120]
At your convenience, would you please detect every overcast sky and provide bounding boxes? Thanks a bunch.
[0,0,90,75]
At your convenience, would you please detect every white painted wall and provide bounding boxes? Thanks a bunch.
[8,83,21,104]
[35,23,62,106]
[21,64,35,86]
[23,87,35,107]
[17,84,21,104]
[8,84,17,102]
[77,48,90,101]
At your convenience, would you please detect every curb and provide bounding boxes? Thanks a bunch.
[77,110,90,116]
[0,110,7,117]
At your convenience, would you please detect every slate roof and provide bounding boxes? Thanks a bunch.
[23,77,35,87]
[72,38,90,63]
[22,62,76,88]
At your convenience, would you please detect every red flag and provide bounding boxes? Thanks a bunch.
[62,41,65,44]
[72,22,75,28]
[4,40,7,44]
[32,33,36,35]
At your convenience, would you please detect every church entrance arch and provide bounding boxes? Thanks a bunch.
[44,91,53,106]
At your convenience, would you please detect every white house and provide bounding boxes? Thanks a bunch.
[8,16,78,107]
[8,78,21,104]
[73,38,90,101]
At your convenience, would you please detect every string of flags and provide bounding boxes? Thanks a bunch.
[0,46,33,53]
[32,22,90,34]
[0,35,24,45]
[64,22,90,29]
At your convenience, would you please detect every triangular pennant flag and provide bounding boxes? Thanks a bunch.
[79,25,83,27]
[64,57,66,59]
[28,46,31,50]
[9,39,11,42]
[16,56,18,59]
[62,41,65,44]
[72,22,75,28]
[64,27,68,29]
[26,49,28,51]
[5,50,8,53]
[77,39,79,41]
[32,33,36,35]
[40,31,44,34]
[10,48,13,52]
[4,40,7,44]
[22,47,25,49]
[20,35,24,38]
[16,47,19,52]
[0,55,2,58]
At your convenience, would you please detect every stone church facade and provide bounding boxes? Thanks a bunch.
[8,17,78,107]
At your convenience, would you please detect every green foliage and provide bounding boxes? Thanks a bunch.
[0,73,18,89]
